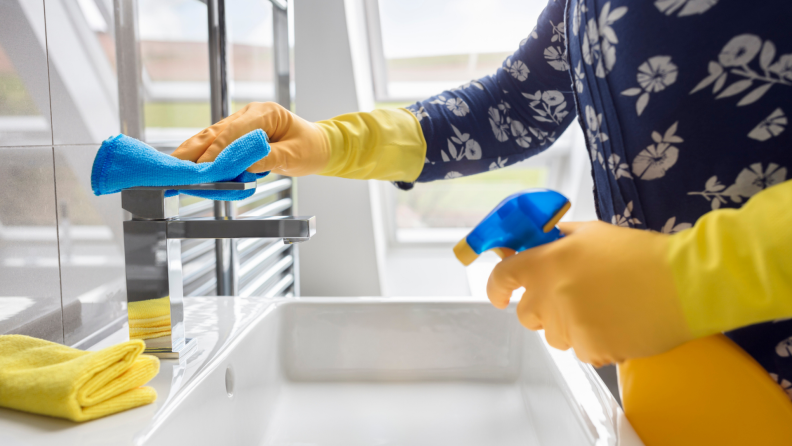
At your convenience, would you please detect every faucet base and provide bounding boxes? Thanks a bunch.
[143,337,197,360]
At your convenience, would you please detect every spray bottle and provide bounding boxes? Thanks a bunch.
[454,189,792,445]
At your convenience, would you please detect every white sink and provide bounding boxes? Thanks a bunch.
[0,297,643,446]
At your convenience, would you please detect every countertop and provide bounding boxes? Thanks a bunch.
[0,296,277,446]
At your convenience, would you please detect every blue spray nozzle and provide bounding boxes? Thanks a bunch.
[454,189,570,265]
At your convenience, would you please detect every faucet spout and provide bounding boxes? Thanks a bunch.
[166,216,315,240]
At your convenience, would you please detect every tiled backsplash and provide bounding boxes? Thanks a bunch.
[0,147,63,342]
[0,0,289,345]
[54,145,127,347]
[0,0,125,346]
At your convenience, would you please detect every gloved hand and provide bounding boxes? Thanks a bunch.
[487,179,792,366]
[170,102,426,181]
[486,220,694,366]
[170,102,330,176]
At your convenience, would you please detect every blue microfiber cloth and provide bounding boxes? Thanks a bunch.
[91,129,270,201]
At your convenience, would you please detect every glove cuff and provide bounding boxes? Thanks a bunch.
[667,180,792,338]
[315,108,427,182]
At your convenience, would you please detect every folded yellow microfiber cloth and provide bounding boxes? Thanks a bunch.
[0,335,159,422]
[128,296,171,340]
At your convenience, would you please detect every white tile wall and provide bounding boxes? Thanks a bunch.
[0,0,53,147]
[0,1,124,346]
[54,144,126,347]
[0,146,63,343]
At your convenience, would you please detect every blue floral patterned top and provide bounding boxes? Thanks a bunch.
[403,0,792,392]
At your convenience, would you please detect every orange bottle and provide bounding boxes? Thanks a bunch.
[619,334,792,445]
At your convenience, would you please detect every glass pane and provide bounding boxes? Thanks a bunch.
[395,163,548,230]
[138,0,211,143]
[376,0,545,100]
[138,0,276,144]
[226,0,275,111]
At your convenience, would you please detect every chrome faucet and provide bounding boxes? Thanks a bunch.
[122,181,315,358]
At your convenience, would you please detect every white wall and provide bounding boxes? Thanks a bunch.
[293,0,383,296]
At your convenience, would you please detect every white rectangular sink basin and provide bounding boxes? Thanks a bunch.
[0,297,643,446]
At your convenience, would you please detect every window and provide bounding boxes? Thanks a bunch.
[373,0,547,102]
[138,0,211,143]
[138,0,275,145]
[226,1,277,109]
[380,133,576,243]
[368,0,570,244]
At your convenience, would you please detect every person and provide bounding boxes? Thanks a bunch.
[172,0,792,389]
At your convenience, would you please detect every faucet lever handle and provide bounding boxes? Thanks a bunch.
[123,181,258,220]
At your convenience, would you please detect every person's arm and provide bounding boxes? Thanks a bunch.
[171,0,573,183]
[169,101,429,181]
[401,0,575,187]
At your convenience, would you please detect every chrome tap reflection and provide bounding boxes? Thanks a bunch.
[122,182,315,358]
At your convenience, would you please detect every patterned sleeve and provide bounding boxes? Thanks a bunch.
[400,0,576,189]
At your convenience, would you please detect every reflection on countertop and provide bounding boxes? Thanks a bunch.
[0,296,279,446]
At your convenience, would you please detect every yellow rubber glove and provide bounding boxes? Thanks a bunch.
[170,102,426,182]
[669,179,792,338]
[487,221,693,366]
